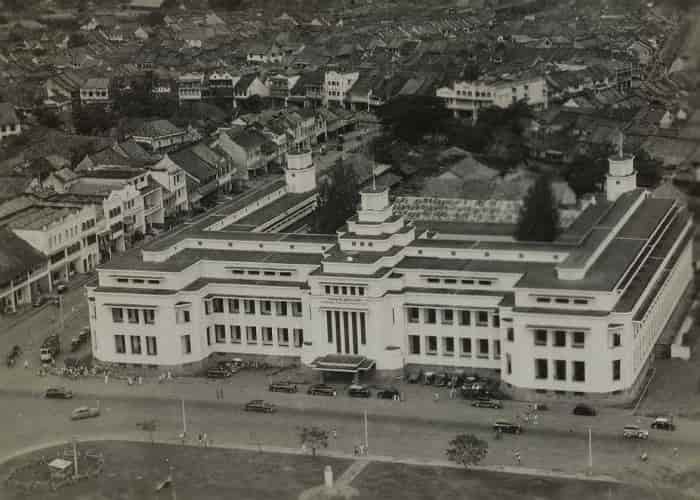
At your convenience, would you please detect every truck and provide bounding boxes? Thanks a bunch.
[40,334,61,363]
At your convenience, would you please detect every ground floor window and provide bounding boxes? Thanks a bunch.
[426,335,437,355]
[115,334,125,354]
[181,335,191,354]
[442,337,454,356]
[408,335,420,354]
[262,327,273,345]
[215,324,226,343]
[278,328,289,346]
[460,338,471,356]
[612,359,621,381]
[535,358,548,379]
[554,360,566,381]
[146,336,157,355]
[130,335,141,355]
[293,328,304,347]
[246,326,257,344]
[477,339,489,358]
[230,325,241,343]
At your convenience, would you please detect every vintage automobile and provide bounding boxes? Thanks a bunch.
[244,400,277,413]
[71,406,100,420]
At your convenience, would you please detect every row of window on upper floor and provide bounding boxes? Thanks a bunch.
[231,269,294,278]
[424,276,494,286]
[534,296,591,306]
[324,285,366,297]
[205,298,303,317]
[116,277,161,285]
[407,307,499,328]
[112,308,155,325]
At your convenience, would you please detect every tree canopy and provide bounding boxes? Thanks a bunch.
[634,149,662,188]
[377,95,451,144]
[564,143,614,196]
[446,434,488,469]
[313,161,360,234]
[516,174,560,242]
[300,426,328,457]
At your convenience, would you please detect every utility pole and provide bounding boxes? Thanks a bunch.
[72,438,78,477]
[588,427,593,472]
[363,410,368,455]
[59,295,64,331]
[181,399,187,435]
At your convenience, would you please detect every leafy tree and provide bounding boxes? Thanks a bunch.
[37,109,62,129]
[68,33,88,48]
[145,11,165,26]
[516,174,560,242]
[73,105,115,135]
[565,143,614,196]
[446,434,488,469]
[137,419,158,444]
[634,149,662,188]
[378,95,451,145]
[313,161,360,234]
[300,426,328,457]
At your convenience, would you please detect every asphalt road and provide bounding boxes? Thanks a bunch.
[1,390,695,485]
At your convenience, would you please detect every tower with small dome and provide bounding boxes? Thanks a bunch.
[606,132,637,202]
[284,148,317,194]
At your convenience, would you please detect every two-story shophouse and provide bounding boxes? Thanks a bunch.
[87,150,692,402]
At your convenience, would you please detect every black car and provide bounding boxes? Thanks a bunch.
[407,370,422,384]
[651,417,676,431]
[45,387,74,399]
[472,399,503,409]
[493,421,522,434]
[269,381,298,393]
[573,404,597,416]
[206,367,230,379]
[307,384,337,397]
[376,387,400,400]
[244,400,277,413]
[348,384,371,398]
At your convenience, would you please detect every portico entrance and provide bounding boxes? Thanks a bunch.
[311,354,375,384]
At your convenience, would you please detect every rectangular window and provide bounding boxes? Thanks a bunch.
[230,325,241,343]
[325,285,331,294]
[292,302,302,317]
[130,335,142,354]
[112,308,124,323]
[143,309,155,325]
[573,361,585,382]
[215,324,226,343]
[611,333,621,348]
[261,300,272,315]
[507,328,514,341]
[262,327,274,345]
[360,313,366,345]
[492,314,500,328]
[460,310,471,325]
[278,328,289,346]
[554,298,569,304]
[478,339,489,358]
[426,335,437,354]
[276,301,288,316]
[554,360,566,381]
[426,308,436,324]
[554,330,566,347]
[493,340,501,359]
[333,286,339,294]
[204,301,211,315]
[572,331,585,348]
[441,309,453,324]
[244,300,256,314]
[573,298,589,305]
[460,338,472,356]
[146,336,157,355]
[293,328,304,347]
[246,326,257,344]
[212,298,224,313]
[443,337,455,355]
[358,288,365,296]
[534,329,547,346]
[506,353,512,374]
[127,308,139,324]
[613,360,621,381]
[407,307,420,323]
[409,335,421,354]
[535,358,548,379]
[115,334,126,353]
[181,335,191,354]
[228,299,240,314]
[206,327,211,346]
[536,297,551,303]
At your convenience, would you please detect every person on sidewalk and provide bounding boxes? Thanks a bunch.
[203,433,208,447]
[198,433,203,446]
[433,392,439,403]
[331,428,337,440]
[23,360,29,369]
[514,450,521,465]
[104,373,109,384]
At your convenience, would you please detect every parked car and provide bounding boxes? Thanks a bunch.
[472,399,503,409]
[434,373,450,387]
[573,404,597,416]
[269,381,298,393]
[70,337,82,352]
[493,421,522,434]
[217,361,240,375]
[307,384,337,397]
[45,387,73,399]
[244,400,277,413]
[623,425,649,440]
[71,406,100,420]
[651,417,676,431]
[206,367,230,379]
[376,387,400,400]
[348,384,371,398]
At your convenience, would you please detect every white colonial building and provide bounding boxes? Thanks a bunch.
[436,74,548,118]
[87,151,692,401]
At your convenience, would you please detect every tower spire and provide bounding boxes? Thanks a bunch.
[618,131,624,159]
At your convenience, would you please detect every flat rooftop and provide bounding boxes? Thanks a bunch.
[230,191,316,228]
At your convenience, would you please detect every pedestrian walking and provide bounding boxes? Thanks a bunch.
[449,387,456,400]
[23,359,29,369]
[353,445,359,456]
[198,433,203,446]
[104,373,109,384]
[514,450,521,465]
[331,428,337,439]
[137,375,143,385]
[180,432,186,445]
[433,392,439,403]
[203,433,208,447]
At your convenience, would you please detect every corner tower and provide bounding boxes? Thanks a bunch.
[606,133,637,202]
[285,149,317,194]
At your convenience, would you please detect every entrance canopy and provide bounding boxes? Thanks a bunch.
[311,354,375,374]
